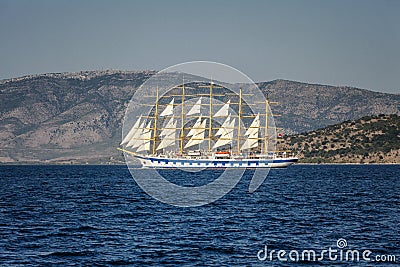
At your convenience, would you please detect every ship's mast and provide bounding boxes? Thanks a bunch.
[208,80,213,152]
[264,96,268,154]
[152,86,159,155]
[180,78,185,154]
[261,95,279,155]
[237,87,243,154]
[199,79,222,153]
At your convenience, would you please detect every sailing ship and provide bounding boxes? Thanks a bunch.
[119,81,298,168]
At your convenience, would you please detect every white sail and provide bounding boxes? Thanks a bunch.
[241,135,259,150]
[159,98,174,117]
[241,114,260,150]
[244,114,260,136]
[126,120,146,148]
[120,115,142,145]
[184,119,207,149]
[156,120,177,151]
[228,118,236,132]
[215,114,232,136]
[187,97,202,116]
[136,121,152,152]
[212,118,235,149]
[186,116,202,137]
[214,100,230,117]
[159,117,175,137]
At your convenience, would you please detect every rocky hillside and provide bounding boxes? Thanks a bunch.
[0,71,399,163]
[278,114,400,163]
[258,80,400,134]
[0,70,154,163]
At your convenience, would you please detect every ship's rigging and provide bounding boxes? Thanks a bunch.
[120,81,274,156]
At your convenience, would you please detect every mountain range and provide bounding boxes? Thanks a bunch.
[0,70,399,163]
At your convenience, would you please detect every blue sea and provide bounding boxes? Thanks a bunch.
[0,165,399,266]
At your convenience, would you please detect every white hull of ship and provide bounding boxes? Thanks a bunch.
[135,155,298,169]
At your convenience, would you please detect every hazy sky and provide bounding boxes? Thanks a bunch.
[0,0,399,93]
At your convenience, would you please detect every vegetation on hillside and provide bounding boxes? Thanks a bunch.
[278,114,400,163]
